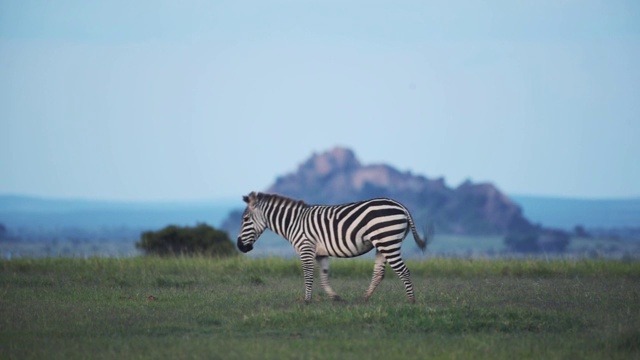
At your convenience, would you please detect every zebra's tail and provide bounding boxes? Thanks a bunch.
[407,212,433,253]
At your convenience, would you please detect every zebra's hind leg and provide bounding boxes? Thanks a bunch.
[363,252,386,302]
[316,256,342,301]
[388,258,416,304]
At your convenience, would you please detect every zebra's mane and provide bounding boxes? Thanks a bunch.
[255,192,309,207]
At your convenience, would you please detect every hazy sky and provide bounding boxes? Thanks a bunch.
[1,1,639,201]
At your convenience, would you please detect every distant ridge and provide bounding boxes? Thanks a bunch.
[0,196,235,230]
[223,147,536,236]
[512,195,640,229]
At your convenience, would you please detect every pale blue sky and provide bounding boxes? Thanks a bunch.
[1,1,639,201]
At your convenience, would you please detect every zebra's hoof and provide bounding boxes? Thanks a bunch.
[331,295,344,302]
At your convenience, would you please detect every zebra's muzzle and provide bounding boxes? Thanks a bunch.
[237,238,253,253]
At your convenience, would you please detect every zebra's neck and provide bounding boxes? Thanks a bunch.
[258,197,308,240]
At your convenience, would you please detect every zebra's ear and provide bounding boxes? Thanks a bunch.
[243,192,257,207]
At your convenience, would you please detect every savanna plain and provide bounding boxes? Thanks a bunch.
[1,257,639,359]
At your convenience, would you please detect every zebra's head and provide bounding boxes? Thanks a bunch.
[237,192,266,253]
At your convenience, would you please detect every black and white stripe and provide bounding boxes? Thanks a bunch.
[237,192,429,303]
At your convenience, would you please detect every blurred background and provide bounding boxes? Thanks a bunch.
[1,1,639,258]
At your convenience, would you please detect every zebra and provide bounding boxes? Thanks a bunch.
[236,191,430,303]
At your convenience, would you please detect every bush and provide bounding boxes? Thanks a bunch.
[505,227,570,253]
[136,223,237,257]
[505,230,540,253]
[538,228,570,252]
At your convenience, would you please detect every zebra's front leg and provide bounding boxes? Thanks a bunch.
[316,255,342,301]
[363,252,386,302]
[299,247,316,303]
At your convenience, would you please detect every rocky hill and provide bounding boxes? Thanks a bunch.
[222,147,535,236]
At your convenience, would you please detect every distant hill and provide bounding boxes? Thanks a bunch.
[222,147,535,236]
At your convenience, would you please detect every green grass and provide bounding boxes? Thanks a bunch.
[1,257,639,359]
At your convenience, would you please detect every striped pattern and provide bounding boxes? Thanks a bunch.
[237,192,428,303]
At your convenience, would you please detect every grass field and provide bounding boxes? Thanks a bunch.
[1,257,639,359]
